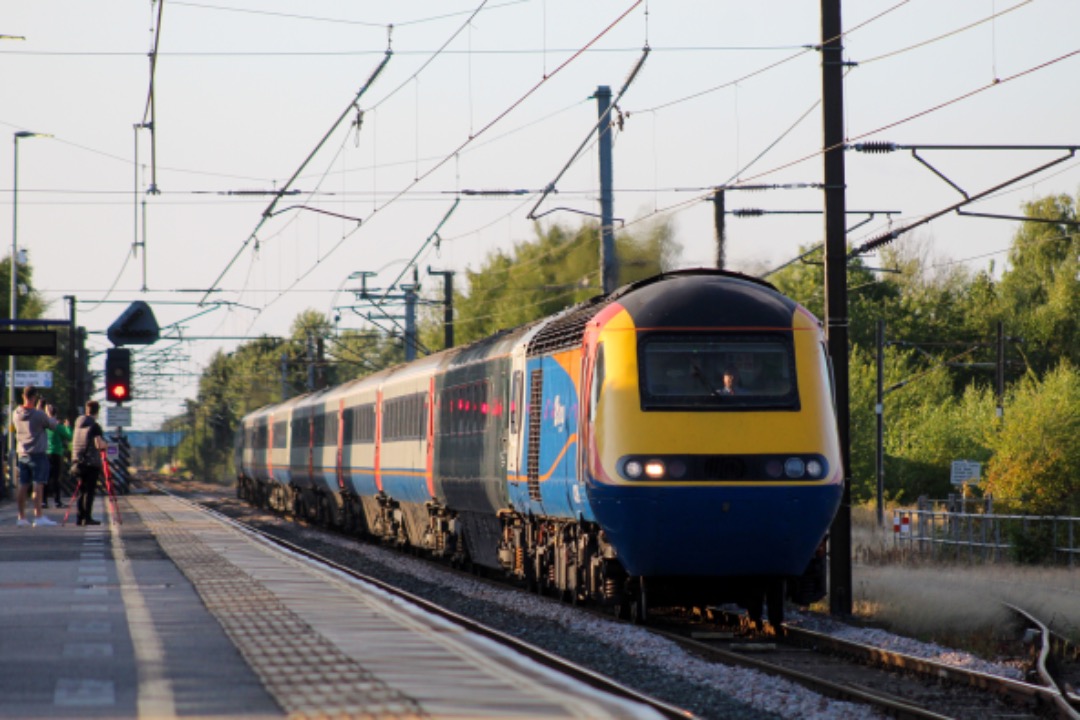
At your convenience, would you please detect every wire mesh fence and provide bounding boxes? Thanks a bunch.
[888,495,1079,566]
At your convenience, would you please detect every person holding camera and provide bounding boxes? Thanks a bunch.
[13,386,60,527]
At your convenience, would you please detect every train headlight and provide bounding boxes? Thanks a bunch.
[806,459,824,478]
[644,460,666,479]
[668,459,687,479]
[624,460,644,479]
[783,457,806,478]
[765,459,783,479]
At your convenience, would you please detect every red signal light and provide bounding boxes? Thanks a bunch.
[105,348,132,403]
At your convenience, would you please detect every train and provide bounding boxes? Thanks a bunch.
[235,269,844,626]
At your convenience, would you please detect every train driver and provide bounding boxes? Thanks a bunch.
[720,366,739,395]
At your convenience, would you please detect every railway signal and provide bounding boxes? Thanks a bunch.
[105,347,132,403]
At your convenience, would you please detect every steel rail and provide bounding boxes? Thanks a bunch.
[644,624,953,720]
[1003,603,1080,720]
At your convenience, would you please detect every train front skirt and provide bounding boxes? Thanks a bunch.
[587,482,842,578]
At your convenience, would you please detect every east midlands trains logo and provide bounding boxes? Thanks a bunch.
[552,395,566,431]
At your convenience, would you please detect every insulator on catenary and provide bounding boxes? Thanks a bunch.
[854,229,901,255]
[853,141,899,154]
[732,208,765,217]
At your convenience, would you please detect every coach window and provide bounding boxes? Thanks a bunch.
[341,407,353,444]
[326,411,338,446]
[357,404,375,443]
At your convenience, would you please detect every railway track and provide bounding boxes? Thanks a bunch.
[153,474,1076,719]
[652,606,1080,720]
[1003,603,1080,719]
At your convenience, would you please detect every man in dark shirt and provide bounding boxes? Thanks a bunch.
[71,400,108,526]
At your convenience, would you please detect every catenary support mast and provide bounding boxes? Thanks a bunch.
[822,0,853,616]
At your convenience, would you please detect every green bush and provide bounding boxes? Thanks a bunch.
[1007,521,1057,565]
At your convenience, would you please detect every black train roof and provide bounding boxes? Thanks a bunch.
[614,269,797,329]
[525,269,797,357]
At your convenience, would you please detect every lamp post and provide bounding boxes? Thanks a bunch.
[7,131,48,494]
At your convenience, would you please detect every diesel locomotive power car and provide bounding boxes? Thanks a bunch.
[236,269,844,625]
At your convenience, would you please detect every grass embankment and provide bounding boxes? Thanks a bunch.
[848,504,1080,657]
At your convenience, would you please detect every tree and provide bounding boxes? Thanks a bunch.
[454,220,679,344]
[172,331,287,479]
[847,344,974,503]
[997,195,1080,373]
[983,362,1080,514]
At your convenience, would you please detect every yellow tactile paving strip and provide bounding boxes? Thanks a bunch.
[129,495,649,720]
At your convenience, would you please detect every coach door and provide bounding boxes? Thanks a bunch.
[505,345,527,482]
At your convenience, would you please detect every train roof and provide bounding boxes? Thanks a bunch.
[614,269,797,328]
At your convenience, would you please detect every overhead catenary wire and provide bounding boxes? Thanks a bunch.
[623,1,909,116]
[619,47,1080,238]
[848,146,1079,258]
[527,46,650,219]
[0,44,834,59]
[367,0,645,219]
[203,0,509,317]
[225,0,645,334]
[168,0,527,28]
[199,49,394,306]
[859,0,1033,66]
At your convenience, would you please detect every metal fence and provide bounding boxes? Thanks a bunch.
[890,496,1080,566]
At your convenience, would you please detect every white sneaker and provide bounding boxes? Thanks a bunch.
[33,516,57,527]
[16,518,31,527]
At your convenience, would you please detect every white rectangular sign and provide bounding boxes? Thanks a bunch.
[950,460,981,485]
[106,405,132,428]
[4,370,54,388]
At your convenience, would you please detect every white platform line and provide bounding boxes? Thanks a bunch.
[110,507,177,719]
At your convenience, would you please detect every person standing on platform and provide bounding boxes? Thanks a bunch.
[71,400,107,526]
[46,416,73,508]
[13,386,60,527]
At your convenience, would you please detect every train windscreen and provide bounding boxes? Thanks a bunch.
[638,333,799,410]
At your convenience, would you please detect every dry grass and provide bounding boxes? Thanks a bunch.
[849,504,1080,655]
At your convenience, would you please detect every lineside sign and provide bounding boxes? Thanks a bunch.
[2,370,54,387]
[950,460,981,485]
[107,405,132,428]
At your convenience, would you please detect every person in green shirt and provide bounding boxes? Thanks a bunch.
[46,416,73,508]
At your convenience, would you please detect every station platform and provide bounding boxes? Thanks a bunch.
[0,491,663,719]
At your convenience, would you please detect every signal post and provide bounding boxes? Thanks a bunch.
[102,301,159,492]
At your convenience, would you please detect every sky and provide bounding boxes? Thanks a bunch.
[2,0,1079,430]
